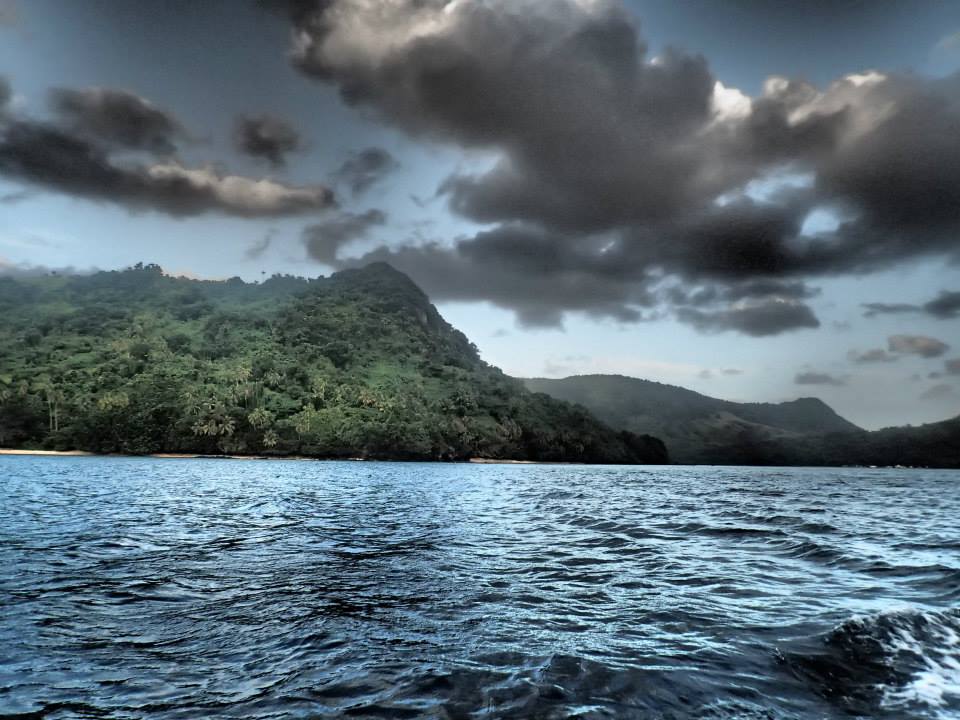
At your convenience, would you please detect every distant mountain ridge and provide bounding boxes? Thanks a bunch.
[524,374,959,468]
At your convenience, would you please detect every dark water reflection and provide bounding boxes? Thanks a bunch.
[1,458,958,718]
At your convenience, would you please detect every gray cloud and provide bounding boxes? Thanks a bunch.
[920,383,955,401]
[862,302,920,318]
[795,371,846,386]
[861,290,960,320]
[723,279,820,302]
[888,334,950,358]
[0,119,335,217]
[848,348,898,364]
[303,208,386,264]
[676,300,820,336]
[667,278,820,307]
[234,114,302,167]
[925,290,960,319]
[722,368,743,375]
[0,75,9,112]
[333,147,399,195]
[50,87,185,156]
[945,358,960,375]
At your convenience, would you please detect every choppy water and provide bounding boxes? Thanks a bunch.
[1,458,959,719]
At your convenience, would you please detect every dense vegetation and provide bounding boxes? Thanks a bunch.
[525,374,960,468]
[0,263,666,463]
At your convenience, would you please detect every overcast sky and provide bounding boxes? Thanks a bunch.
[1,0,960,429]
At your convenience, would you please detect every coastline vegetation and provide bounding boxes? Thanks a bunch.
[0,262,667,464]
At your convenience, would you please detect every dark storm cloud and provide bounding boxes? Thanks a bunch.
[848,348,898,364]
[0,120,335,217]
[286,0,723,236]
[325,219,809,332]
[275,1,960,329]
[925,291,960,319]
[332,224,656,328]
[795,371,846,386]
[676,300,820,336]
[888,334,950,358]
[234,114,302,167]
[303,208,386,264]
[50,87,185,156]
[333,147,399,195]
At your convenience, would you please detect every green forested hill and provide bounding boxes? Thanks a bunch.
[0,263,666,463]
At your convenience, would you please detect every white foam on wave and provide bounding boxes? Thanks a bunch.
[875,608,960,716]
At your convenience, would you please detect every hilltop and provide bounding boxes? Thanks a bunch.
[0,263,666,464]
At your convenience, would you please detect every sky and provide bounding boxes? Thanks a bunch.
[1,0,959,430]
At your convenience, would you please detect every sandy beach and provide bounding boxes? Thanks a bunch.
[0,449,567,464]
[0,449,96,457]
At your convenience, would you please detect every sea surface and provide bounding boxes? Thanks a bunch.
[1,457,959,720]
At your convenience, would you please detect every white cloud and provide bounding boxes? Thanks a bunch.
[146,163,334,216]
[710,80,752,123]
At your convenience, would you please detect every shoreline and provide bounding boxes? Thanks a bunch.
[0,449,96,456]
[0,448,935,469]
[0,449,358,461]
[0,449,558,464]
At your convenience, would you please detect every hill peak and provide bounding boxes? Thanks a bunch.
[332,261,419,288]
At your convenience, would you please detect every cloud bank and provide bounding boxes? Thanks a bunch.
[270,0,960,331]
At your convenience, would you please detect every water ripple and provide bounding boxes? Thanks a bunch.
[0,458,958,718]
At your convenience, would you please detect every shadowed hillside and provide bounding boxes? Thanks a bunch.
[524,375,858,463]
[0,263,666,464]
[524,375,960,468]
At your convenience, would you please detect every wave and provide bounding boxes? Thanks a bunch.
[780,607,960,716]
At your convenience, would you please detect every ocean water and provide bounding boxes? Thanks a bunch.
[1,457,958,720]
